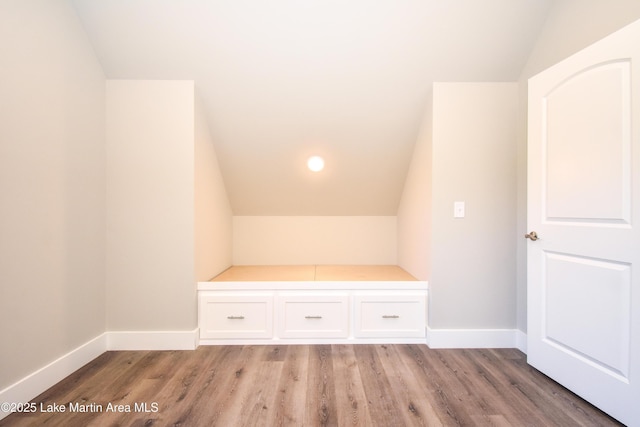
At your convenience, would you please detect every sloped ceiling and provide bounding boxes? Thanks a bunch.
[72,0,552,215]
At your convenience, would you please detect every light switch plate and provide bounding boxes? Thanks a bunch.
[454,201,465,218]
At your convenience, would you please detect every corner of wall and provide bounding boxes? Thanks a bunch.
[397,89,432,281]
[105,80,197,331]
[429,82,518,331]
[194,94,233,280]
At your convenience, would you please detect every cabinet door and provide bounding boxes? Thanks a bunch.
[277,293,349,339]
[354,293,426,338]
[199,292,273,339]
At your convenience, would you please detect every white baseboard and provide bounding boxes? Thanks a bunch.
[427,327,526,349]
[516,329,527,353]
[106,328,199,351]
[0,328,199,421]
[0,333,107,420]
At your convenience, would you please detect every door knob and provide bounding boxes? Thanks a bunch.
[525,231,539,241]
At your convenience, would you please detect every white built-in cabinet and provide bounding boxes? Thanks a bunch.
[198,282,428,345]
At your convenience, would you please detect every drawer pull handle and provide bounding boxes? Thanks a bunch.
[382,315,400,319]
[227,316,245,320]
[305,316,323,319]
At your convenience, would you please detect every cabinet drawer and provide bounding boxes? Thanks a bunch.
[199,293,273,339]
[277,293,349,338]
[354,293,426,338]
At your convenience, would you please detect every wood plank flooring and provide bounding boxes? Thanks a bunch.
[0,345,622,426]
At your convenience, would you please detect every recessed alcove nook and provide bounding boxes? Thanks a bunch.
[105,79,518,346]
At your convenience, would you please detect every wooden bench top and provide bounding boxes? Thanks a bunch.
[210,265,418,282]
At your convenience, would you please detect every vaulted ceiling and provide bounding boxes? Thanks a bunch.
[72,0,553,215]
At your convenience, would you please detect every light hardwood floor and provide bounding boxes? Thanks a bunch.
[0,345,622,426]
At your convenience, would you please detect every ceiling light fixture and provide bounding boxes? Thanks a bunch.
[307,155,325,172]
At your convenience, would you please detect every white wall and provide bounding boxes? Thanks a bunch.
[0,0,106,389]
[233,216,397,265]
[195,96,233,281]
[430,83,518,329]
[106,80,196,331]
[397,92,432,281]
[515,2,640,332]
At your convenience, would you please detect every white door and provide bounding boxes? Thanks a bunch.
[527,19,640,426]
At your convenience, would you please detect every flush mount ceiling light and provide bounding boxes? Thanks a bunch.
[307,155,325,172]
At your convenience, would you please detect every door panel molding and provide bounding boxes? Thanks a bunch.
[542,60,632,224]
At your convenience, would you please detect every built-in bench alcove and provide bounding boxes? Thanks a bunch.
[198,265,428,345]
